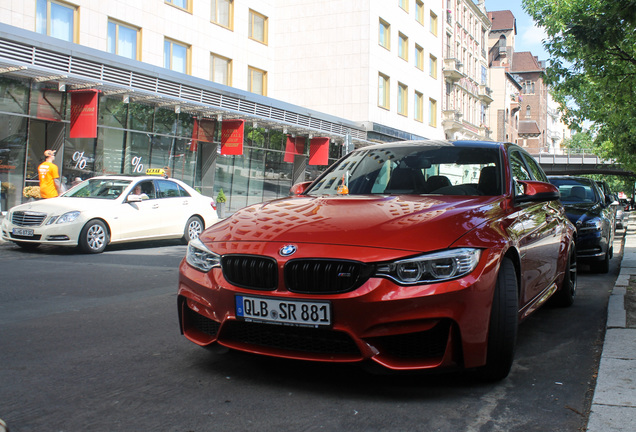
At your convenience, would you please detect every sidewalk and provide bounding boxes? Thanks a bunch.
[587,217,636,431]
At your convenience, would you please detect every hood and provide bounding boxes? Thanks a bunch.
[201,195,504,252]
[562,202,602,224]
[9,196,120,214]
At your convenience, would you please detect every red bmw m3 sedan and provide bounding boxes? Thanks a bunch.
[177,140,577,381]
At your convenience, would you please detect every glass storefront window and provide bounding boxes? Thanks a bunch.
[0,77,30,114]
[127,102,154,132]
[170,138,198,184]
[263,150,292,201]
[124,131,151,175]
[246,148,265,206]
[99,96,128,128]
[62,136,97,187]
[177,112,195,139]
[0,115,28,212]
[98,128,126,175]
[153,107,179,135]
[29,83,66,122]
[0,79,345,214]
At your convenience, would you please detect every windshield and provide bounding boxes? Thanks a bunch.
[307,144,502,196]
[550,178,599,204]
[64,179,132,200]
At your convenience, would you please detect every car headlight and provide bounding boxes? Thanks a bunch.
[375,248,481,285]
[46,211,81,225]
[186,237,221,272]
[579,219,602,232]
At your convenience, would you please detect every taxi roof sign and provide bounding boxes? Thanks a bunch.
[146,168,166,176]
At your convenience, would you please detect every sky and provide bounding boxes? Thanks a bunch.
[483,0,550,60]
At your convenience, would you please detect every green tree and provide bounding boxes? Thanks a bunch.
[523,0,636,170]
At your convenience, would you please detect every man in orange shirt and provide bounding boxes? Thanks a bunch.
[38,150,62,199]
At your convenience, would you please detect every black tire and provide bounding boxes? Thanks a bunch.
[183,216,204,243]
[478,257,518,382]
[551,242,576,307]
[593,248,610,274]
[15,241,40,250]
[79,220,109,253]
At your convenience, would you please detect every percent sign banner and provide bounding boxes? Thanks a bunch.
[131,156,144,173]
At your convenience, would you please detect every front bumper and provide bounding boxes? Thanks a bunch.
[177,249,502,371]
[575,229,608,261]
[1,217,83,247]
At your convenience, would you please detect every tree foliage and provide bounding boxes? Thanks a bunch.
[522,0,636,171]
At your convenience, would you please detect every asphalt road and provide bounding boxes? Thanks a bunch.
[0,233,623,432]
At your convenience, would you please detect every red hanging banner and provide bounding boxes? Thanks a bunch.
[309,137,330,165]
[69,90,99,138]
[284,136,305,162]
[221,120,244,155]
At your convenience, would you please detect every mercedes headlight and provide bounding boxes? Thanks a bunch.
[375,248,481,285]
[47,211,81,225]
[186,237,221,272]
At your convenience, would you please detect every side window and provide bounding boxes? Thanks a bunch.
[509,150,532,196]
[178,184,191,197]
[156,180,182,198]
[130,181,156,199]
[522,153,548,182]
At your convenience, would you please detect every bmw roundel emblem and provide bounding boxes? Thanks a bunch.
[279,244,297,257]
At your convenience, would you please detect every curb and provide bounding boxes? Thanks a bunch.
[586,218,636,431]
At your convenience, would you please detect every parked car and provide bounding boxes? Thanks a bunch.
[178,140,577,381]
[1,173,218,253]
[549,176,615,273]
[595,180,618,230]
[616,205,625,230]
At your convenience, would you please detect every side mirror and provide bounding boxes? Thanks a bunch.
[290,181,312,195]
[127,194,142,203]
[515,180,560,204]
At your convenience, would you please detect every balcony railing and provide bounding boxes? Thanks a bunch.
[442,58,465,82]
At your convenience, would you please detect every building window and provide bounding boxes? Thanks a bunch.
[165,0,191,12]
[107,20,140,60]
[249,10,268,45]
[429,98,438,126]
[399,0,409,12]
[430,54,438,79]
[164,38,190,74]
[430,11,438,36]
[398,33,408,61]
[416,1,425,25]
[415,91,424,122]
[211,53,232,86]
[379,19,390,50]
[523,80,535,94]
[248,66,267,95]
[212,0,233,29]
[378,73,390,110]
[398,83,408,116]
[36,0,78,42]
[415,44,424,70]
[526,105,531,119]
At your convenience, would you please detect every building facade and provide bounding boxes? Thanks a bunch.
[442,0,493,141]
[0,0,467,214]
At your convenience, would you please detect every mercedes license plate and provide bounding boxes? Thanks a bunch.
[12,228,34,237]
[236,295,331,327]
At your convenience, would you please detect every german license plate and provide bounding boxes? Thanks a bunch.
[12,228,34,237]
[236,295,331,327]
